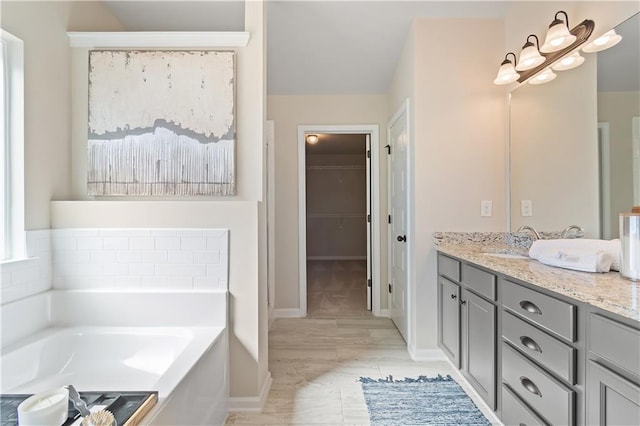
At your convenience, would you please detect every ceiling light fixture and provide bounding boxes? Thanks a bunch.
[529,68,557,85]
[493,52,520,85]
[551,51,585,71]
[541,11,577,53]
[515,34,546,71]
[305,134,319,144]
[582,29,623,53]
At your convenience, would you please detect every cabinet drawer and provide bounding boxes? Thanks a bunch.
[502,383,548,426]
[461,263,496,300]
[502,310,576,384]
[438,254,460,282]
[589,313,640,377]
[502,342,575,426]
[502,280,576,342]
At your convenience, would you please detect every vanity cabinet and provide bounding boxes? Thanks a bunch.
[437,254,497,410]
[586,311,640,426]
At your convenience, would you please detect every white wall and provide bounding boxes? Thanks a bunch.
[0,1,123,230]
[389,18,507,354]
[267,95,389,312]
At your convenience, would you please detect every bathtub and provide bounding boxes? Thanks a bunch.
[0,290,228,425]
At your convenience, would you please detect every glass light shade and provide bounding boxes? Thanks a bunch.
[493,62,520,85]
[305,134,319,144]
[541,21,577,53]
[551,51,585,71]
[529,68,557,85]
[515,44,546,71]
[582,29,622,53]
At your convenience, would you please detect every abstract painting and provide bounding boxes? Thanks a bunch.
[87,50,235,196]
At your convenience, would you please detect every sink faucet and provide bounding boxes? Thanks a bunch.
[517,225,541,240]
[561,225,585,239]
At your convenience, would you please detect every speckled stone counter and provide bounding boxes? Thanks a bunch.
[434,232,640,322]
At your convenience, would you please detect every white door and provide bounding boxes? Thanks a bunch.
[388,103,409,340]
[366,134,372,310]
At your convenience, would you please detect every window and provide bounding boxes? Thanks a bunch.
[1,30,24,261]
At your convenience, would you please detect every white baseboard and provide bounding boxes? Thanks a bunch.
[307,256,366,260]
[375,308,389,317]
[444,361,502,425]
[408,345,447,362]
[273,308,305,318]
[228,372,273,413]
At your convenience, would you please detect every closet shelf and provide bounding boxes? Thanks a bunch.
[306,165,365,170]
[307,213,366,219]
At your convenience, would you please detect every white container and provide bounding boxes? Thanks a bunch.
[17,387,69,426]
[620,213,640,281]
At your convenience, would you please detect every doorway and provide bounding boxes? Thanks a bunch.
[298,125,381,317]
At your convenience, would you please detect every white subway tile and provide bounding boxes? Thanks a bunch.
[52,237,77,251]
[89,277,116,288]
[1,284,27,304]
[101,229,150,237]
[11,267,40,286]
[142,276,168,288]
[203,229,228,238]
[129,263,155,276]
[53,250,91,265]
[77,263,103,277]
[129,238,155,250]
[194,250,220,264]
[176,230,204,237]
[101,263,129,277]
[167,276,193,288]
[154,264,182,276]
[1,268,13,288]
[181,237,206,251]
[206,238,223,250]
[103,237,129,250]
[71,229,100,237]
[77,237,103,250]
[91,251,117,264]
[194,276,217,289]
[206,264,221,277]
[116,251,142,263]
[141,251,167,263]
[116,276,142,288]
[156,238,180,250]
[37,236,52,254]
[181,264,206,276]
[167,251,193,264]
[54,263,77,277]
[150,230,177,237]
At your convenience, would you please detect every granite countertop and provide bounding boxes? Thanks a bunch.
[434,232,639,322]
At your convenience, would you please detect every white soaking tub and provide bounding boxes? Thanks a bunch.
[0,290,229,425]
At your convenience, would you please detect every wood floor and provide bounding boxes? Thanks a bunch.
[225,260,498,425]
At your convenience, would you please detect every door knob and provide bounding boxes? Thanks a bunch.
[397,235,407,242]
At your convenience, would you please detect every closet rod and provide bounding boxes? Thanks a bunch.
[306,165,365,170]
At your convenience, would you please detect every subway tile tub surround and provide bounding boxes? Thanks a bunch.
[52,228,228,290]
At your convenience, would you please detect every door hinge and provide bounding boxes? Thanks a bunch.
[367,150,371,159]
[367,214,371,223]
[388,214,391,224]
[388,283,392,293]
[367,279,372,288]
[384,144,391,155]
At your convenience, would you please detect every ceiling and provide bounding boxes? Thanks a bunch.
[101,1,638,94]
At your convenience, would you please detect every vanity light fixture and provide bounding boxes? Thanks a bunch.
[529,68,557,85]
[515,34,546,71]
[582,29,622,52]
[551,51,585,71]
[305,134,319,144]
[541,11,577,53]
[493,52,520,85]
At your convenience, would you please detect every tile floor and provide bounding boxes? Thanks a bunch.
[225,260,499,425]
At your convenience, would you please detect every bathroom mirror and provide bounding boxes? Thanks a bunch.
[509,13,640,239]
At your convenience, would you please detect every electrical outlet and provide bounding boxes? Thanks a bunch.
[521,200,533,217]
[481,200,492,217]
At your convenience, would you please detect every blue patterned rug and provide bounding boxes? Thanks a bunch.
[359,375,491,425]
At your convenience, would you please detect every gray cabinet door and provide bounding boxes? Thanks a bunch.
[462,288,496,410]
[439,277,460,367]
[587,360,640,425]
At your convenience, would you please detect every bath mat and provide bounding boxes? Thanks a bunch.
[358,374,491,425]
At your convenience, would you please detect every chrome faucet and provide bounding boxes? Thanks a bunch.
[561,225,585,239]
[517,225,541,240]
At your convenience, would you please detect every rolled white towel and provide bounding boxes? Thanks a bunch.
[535,248,613,273]
[529,239,621,271]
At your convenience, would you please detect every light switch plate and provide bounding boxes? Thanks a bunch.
[521,200,533,217]
[481,200,492,217]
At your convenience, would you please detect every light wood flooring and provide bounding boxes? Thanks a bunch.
[226,260,499,425]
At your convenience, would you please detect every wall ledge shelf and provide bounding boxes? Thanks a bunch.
[67,31,250,48]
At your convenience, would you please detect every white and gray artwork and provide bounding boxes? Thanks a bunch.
[88,50,235,196]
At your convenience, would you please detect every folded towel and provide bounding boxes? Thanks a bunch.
[535,248,613,273]
[529,239,621,271]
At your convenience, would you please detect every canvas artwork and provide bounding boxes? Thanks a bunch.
[87,50,235,196]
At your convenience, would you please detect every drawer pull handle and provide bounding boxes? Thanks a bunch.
[450,294,457,300]
[519,300,542,315]
[520,376,542,397]
[519,336,543,353]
